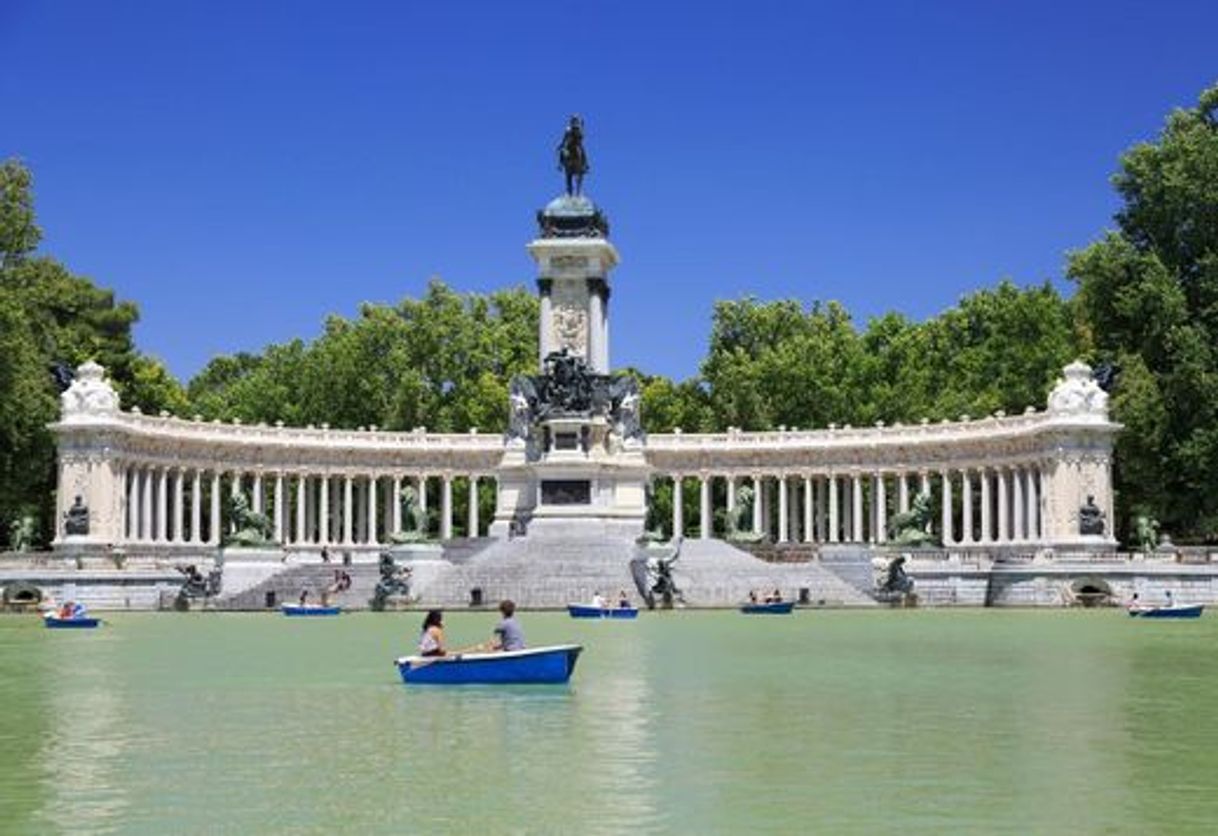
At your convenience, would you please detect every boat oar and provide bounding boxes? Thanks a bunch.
[401,642,490,670]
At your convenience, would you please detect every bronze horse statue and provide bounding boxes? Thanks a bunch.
[557,115,589,196]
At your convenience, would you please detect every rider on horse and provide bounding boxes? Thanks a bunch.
[557,115,589,195]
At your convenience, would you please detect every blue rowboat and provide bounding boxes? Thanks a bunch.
[395,644,583,685]
[567,604,639,619]
[1127,603,1204,619]
[281,605,342,617]
[44,615,101,629]
[740,601,795,615]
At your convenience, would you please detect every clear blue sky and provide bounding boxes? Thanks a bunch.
[3,1,1216,383]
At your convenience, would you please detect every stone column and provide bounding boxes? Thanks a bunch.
[170,468,183,543]
[961,470,973,544]
[775,475,787,543]
[1025,467,1038,542]
[295,475,306,544]
[875,474,887,543]
[672,475,684,539]
[726,477,736,520]
[898,473,910,514]
[319,476,330,544]
[441,474,453,540]
[817,476,828,542]
[468,475,479,537]
[156,467,168,543]
[190,470,201,543]
[803,476,814,543]
[140,468,152,542]
[209,472,221,545]
[274,473,284,544]
[392,476,402,536]
[997,468,1009,543]
[368,475,379,545]
[252,472,263,515]
[828,475,839,543]
[125,467,137,541]
[941,470,954,546]
[343,475,354,544]
[851,474,864,543]
[699,474,711,540]
[980,469,991,543]
[1012,467,1025,542]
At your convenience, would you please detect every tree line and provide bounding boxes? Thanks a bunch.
[2,83,1216,547]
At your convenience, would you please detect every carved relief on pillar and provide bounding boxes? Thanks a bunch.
[550,281,588,356]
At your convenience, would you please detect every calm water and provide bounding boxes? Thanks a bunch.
[1,610,1217,834]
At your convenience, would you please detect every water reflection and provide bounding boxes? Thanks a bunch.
[33,627,130,831]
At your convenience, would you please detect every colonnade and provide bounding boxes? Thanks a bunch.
[116,464,493,546]
[657,465,1047,546]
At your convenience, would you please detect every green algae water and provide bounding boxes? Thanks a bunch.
[2,610,1218,834]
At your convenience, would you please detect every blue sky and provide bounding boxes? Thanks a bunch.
[3,1,1216,382]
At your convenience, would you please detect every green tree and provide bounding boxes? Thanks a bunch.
[0,160,185,546]
[1070,83,1218,540]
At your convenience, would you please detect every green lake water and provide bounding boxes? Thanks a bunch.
[2,610,1217,834]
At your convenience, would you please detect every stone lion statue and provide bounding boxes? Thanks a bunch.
[224,493,275,547]
[886,493,938,547]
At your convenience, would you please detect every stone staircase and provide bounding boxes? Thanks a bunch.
[215,564,381,610]
[204,537,879,610]
[675,540,877,607]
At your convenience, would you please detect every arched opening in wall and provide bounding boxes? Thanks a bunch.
[1069,577,1115,608]
[2,582,43,611]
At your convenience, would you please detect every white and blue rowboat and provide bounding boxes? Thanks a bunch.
[1127,603,1204,619]
[740,601,795,615]
[281,604,342,616]
[567,603,639,619]
[395,644,583,685]
[44,614,102,629]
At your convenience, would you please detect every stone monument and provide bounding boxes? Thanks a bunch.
[491,117,649,539]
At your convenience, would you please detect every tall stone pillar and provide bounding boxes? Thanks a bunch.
[751,474,763,535]
[961,470,973,544]
[875,474,887,544]
[803,476,814,543]
[828,475,840,543]
[392,476,402,536]
[851,474,864,543]
[529,210,618,374]
[980,469,991,543]
[1012,468,1025,542]
[319,476,330,544]
[368,475,379,545]
[898,474,910,514]
[141,468,153,542]
[699,475,711,540]
[1025,468,1038,541]
[672,475,684,539]
[940,470,953,546]
[468,476,479,537]
[172,468,184,543]
[191,470,202,544]
[777,476,788,543]
[997,469,1009,543]
[343,476,353,545]
[209,472,221,545]
[252,472,263,515]
[441,475,453,540]
[295,475,306,544]
[274,473,284,544]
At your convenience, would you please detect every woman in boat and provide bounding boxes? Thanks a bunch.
[618,589,631,608]
[591,591,606,609]
[418,610,446,657]
[748,590,759,604]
